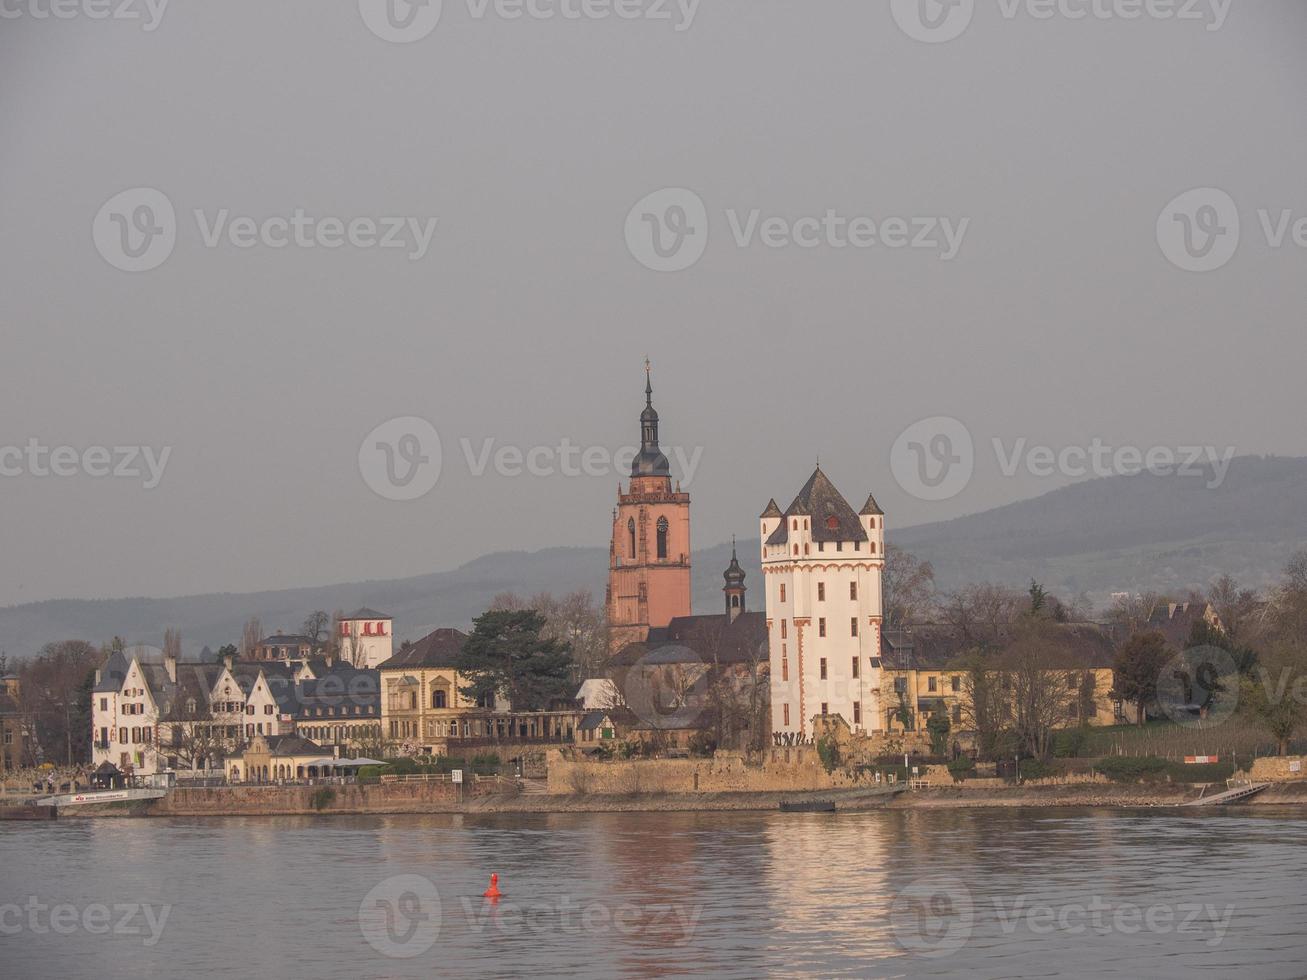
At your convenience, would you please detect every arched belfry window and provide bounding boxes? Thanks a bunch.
[656,517,669,559]
[628,518,636,559]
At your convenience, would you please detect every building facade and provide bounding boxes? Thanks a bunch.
[339,607,394,669]
[763,467,887,737]
[607,367,692,654]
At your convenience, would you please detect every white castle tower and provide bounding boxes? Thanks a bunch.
[761,467,886,736]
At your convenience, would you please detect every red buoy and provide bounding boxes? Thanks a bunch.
[483,873,503,899]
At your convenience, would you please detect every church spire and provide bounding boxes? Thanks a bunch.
[633,359,670,478]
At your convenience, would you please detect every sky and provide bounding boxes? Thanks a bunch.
[1,0,1305,606]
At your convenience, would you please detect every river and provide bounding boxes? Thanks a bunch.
[2,807,1304,978]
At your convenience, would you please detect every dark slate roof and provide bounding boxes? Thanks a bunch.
[257,634,316,647]
[1145,602,1215,650]
[378,629,467,670]
[261,734,323,756]
[614,611,767,667]
[760,498,783,519]
[765,468,869,546]
[296,667,380,718]
[346,607,391,620]
[93,651,130,693]
[880,623,1117,670]
[859,493,884,516]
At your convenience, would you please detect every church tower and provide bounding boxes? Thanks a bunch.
[606,364,692,654]
[723,538,746,622]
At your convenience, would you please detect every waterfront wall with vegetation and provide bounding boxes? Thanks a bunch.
[142,777,512,817]
[545,749,878,796]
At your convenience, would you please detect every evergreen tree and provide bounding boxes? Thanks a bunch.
[456,610,575,712]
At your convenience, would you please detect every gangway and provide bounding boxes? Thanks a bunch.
[1181,780,1270,806]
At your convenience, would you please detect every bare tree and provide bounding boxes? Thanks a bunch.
[162,628,182,662]
[1002,621,1076,760]
[883,544,935,629]
[239,617,263,660]
[302,611,330,649]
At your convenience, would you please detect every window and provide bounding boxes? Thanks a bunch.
[894,677,907,694]
[854,541,861,551]
[826,515,839,530]
[850,582,858,600]
[851,657,859,679]
[804,544,810,555]
[99,697,107,711]
[627,518,636,558]
[781,620,787,639]
[792,519,797,531]
[817,582,825,601]
[851,618,858,636]
[656,517,669,559]
[781,657,788,682]
[836,541,843,552]
[928,676,938,692]
[783,704,790,726]
[853,702,861,725]
[819,658,827,679]
[818,618,826,637]
[433,689,448,709]
[820,702,828,715]
[265,704,274,714]
[780,584,786,602]
[951,676,961,693]
[731,595,740,608]
[952,704,962,723]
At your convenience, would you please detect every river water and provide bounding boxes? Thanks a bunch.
[1,807,1305,978]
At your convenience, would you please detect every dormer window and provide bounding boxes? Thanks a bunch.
[826,516,839,531]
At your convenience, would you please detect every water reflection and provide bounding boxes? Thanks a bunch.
[1,808,1305,979]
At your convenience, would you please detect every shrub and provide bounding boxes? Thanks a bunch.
[1052,729,1089,759]
[310,787,336,811]
[816,734,841,773]
[470,753,501,775]
[947,756,975,781]
[688,731,717,757]
[357,765,385,784]
[1017,758,1060,781]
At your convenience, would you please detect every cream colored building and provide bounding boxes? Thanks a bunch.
[763,467,887,737]
[339,607,394,669]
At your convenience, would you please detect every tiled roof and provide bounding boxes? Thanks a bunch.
[378,628,467,670]
[880,622,1118,670]
[346,607,391,620]
[765,468,869,546]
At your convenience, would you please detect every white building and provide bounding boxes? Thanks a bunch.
[761,467,886,736]
[339,607,394,669]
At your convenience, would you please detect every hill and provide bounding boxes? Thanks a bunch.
[2,456,1303,657]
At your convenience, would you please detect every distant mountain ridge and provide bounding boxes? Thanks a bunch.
[2,456,1304,658]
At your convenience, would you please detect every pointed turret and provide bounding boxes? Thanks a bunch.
[723,537,746,620]
[632,360,671,478]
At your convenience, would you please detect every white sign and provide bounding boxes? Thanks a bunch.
[450,769,463,784]
[1290,762,1302,774]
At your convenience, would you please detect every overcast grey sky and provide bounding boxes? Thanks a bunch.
[1,0,1305,606]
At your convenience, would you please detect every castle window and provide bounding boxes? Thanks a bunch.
[855,542,861,551]
[627,518,636,558]
[853,702,861,725]
[836,541,843,552]
[804,519,809,530]
[783,703,790,726]
[821,702,828,715]
[820,658,827,679]
[817,582,825,601]
[656,517,669,559]
[850,582,858,600]
[870,541,876,554]
[792,519,797,531]
[851,618,858,636]
[781,620,787,639]
[780,584,786,602]
[826,516,839,530]
[851,657,859,679]
[818,618,826,638]
[782,657,788,681]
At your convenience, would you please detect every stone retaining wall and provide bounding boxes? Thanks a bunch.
[546,749,875,796]
[1246,756,1307,782]
[147,779,509,816]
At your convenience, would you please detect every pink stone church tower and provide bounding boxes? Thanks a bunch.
[606,364,691,654]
